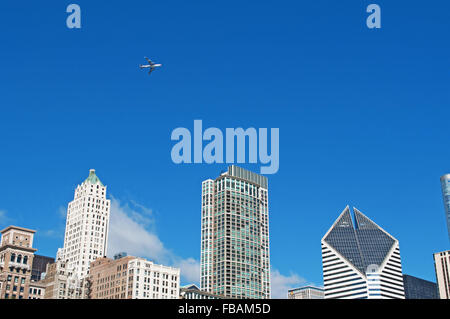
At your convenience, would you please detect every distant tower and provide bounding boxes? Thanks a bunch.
[440,174,450,242]
[61,169,111,280]
[321,206,405,299]
[200,165,271,299]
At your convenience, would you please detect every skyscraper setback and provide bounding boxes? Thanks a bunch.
[60,169,111,280]
[200,166,270,299]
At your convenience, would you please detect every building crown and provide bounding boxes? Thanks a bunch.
[83,169,104,187]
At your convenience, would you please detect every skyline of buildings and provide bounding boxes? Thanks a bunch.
[321,207,405,299]
[0,167,448,299]
[200,166,271,299]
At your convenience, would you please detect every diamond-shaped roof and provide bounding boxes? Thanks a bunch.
[323,206,396,275]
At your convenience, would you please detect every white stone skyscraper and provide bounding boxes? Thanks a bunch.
[61,169,111,280]
[200,166,270,299]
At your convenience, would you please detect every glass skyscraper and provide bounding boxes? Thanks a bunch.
[321,206,405,299]
[402,274,438,299]
[440,174,450,242]
[200,165,270,299]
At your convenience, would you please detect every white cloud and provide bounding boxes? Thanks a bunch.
[0,210,9,225]
[271,269,308,299]
[58,206,68,219]
[174,257,200,284]
[108,197,199,284]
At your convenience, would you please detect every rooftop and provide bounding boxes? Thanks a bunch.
[83,169,104,187]
[0,225,36,234]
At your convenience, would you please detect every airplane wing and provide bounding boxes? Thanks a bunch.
[145,57,153,65]
[148,68,154,75]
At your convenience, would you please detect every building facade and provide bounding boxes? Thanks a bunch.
[31,255,54,282]
[200,165,271,299]
[39,259,88,299]
[402,274,438,299]
[28,281,46,299]
[321,206,405,299]
[440,174,450,242]
[89,256,180,299]
[433,250,450,299]
[180,284,225,299]
[0,226,37,299]
[288,286,324,299]
[60,169,111,280]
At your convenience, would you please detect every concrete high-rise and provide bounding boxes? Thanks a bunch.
[433,250,450,299]
[200,165,270,299]
[321,206,405,299]
[440,174,450,242]
[61,169,111,280]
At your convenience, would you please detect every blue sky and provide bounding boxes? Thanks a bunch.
[0,1,449,296]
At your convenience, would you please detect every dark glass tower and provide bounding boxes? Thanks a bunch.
[31,255,55,282]
[403,274,438,299]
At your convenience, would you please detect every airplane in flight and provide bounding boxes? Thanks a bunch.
[139,57,162,75]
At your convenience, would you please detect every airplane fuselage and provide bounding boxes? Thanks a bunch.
[140,64,162,68]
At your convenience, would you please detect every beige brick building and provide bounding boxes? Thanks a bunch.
[90,256,180,299]
[89,256,134,299]
[28,281,46,299]
[39,259,88,299]
[0,226,37,299]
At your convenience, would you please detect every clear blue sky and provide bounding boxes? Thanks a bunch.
[0,0,449,287]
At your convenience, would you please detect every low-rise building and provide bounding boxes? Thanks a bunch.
[39,259,88,299]
[402,274,438,299]
[288,286,324,299]
[28,281,46,299]
[180,284,225,299]
[90,255,180,299]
